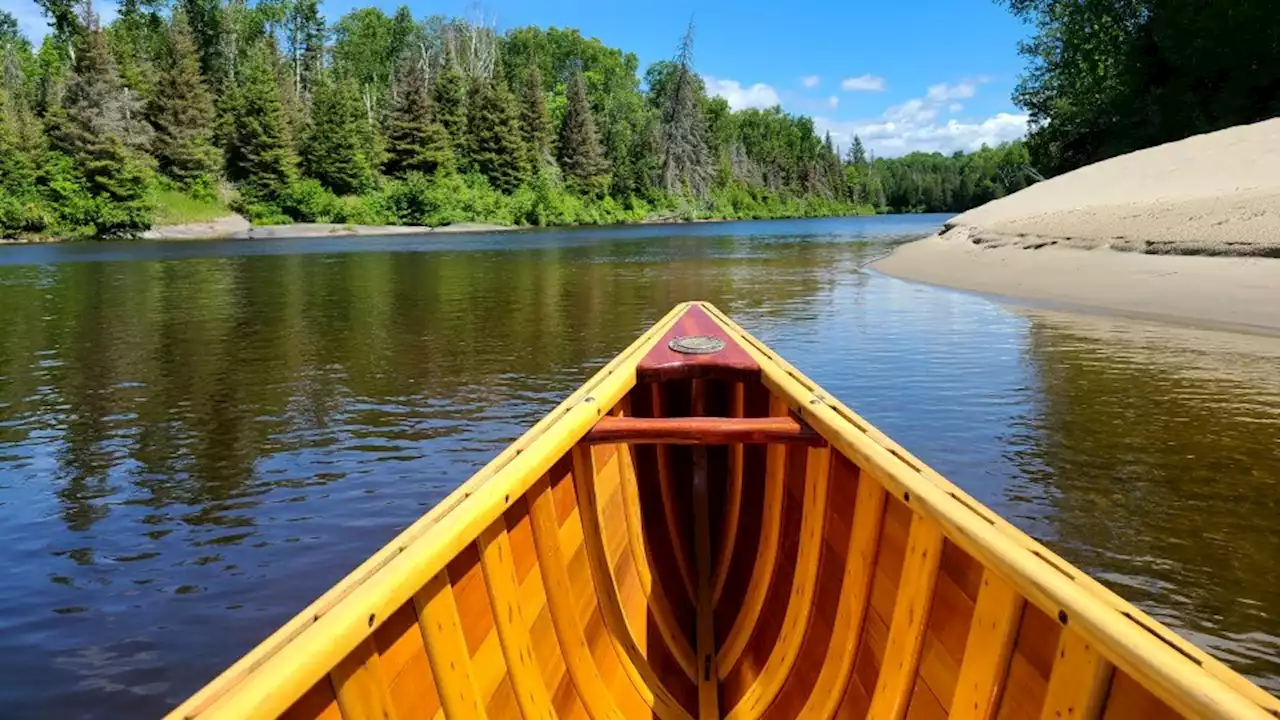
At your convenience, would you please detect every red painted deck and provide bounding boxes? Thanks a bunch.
[636,305,760,383]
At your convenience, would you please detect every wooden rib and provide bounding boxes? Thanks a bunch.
[614,436,697,681]
[651,383,697,604]
[527,477,626,720]
[797,472,888,719]
[330,639,399,720]
[716,395,789,678]
[950,571,1025,720]
[414,572,488,719]
[570,444,693,720]
[712,382,746,604]
[477,519,556,720]
[866,514,945,720]
[1040,629,1114,720]
[691,447,720,719]
[583,416,822,446]
[726,445,832,719]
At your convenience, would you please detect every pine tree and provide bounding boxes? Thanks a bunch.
[822,131,843,199]
[147,12,219,192]
[301,72,372,195]
[847,135,867,166]
[384,53,451,177]
[431,55,467,154]
[659,21,711,197]
[226,41,297,202]
[519,62,551,170]
[50,13,155,236]
[466,67,528,193]
[557,65,608,196]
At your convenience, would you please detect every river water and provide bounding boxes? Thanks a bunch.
[0,215,1276,716]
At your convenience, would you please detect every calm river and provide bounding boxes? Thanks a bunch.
[0,215,1276,716]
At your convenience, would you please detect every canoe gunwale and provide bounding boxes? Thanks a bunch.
[168,302,694,720]
[698,302,1280,720]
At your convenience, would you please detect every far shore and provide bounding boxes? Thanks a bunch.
[873,231,1280,335]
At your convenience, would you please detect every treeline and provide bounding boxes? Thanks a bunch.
[1002,0,1280,176]
[0,3,885,239]
[850,138,1038,214]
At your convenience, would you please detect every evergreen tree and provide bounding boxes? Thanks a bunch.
[431,56,467,152]
[518,62,551,169]
[822,131,843,198]
[226,41,297,202]
[557,65,608,195]
[283,0,325,102]
[384,54,451,177]
[846,135,867,166]
[466,67,528,193]
[301,72,372,195]
[49,14,154,236]
[659,21,711,197]
[147,12,219,192]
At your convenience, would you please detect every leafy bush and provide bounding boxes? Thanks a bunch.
[278,178,344,222]
[338,193,396,225]
[384,171,513,227]
[152,186,231,225]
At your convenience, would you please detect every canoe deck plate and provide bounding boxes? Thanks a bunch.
[669,335,725,355]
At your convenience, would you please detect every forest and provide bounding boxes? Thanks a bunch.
[1004,0,1280,176]
[0,1,1037,239]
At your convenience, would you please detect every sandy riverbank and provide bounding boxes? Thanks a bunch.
[873,118,1280,333]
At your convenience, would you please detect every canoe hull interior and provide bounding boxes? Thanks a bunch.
[171,303,1279,720]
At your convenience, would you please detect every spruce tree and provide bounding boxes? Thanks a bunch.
[847,135,867,166]
[466,69,528,193]
[301,73,372,195]
[519,62,551,170]
[384,54,451,177]
[50,14,155,236]
[226,41,297,202]
[659,21,711,197]
[557,65,608,196]
[147,12,219,192]
[431,58,467,155]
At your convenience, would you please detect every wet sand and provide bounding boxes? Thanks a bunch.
[874,232,1280,334]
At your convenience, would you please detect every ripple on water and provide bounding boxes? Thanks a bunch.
[0,215,1277,715]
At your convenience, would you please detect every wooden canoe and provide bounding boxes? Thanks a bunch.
[171,302,1280,720]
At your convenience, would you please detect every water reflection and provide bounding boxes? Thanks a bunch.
[0,214,1276,716]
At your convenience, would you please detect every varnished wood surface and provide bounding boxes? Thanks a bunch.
[178,302,1274,720]
[636,305,760,383]
[583,415,824,446]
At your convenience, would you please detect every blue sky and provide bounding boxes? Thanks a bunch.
[10,0,1034,157]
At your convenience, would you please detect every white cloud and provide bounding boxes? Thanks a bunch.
[841,74,887,92]
[926,81,978,102]
[800,75,821,89]
[827,96,839,110]
[703,76,781,111]
[815,77,1026,156]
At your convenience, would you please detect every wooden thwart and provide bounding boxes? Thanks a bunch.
[583,416,824,446]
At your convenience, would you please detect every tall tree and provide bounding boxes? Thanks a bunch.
[846,135,867,166]
[465,66,528,192]
[658,21,711,197]
[49,12,154,235]
[147,12,220,191]
[301,72,373,194]
[282,0,325,102]
[430,55,467,149]
[517,62,551,169]
[225,40,296,201]
[383,53,451,177]
[556,64,609,195]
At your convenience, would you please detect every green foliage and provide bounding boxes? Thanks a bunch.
[466,71,529,193]
[557,66,609,196]
[301,73,374,195]
[657,21,712,198]
[1004,0,1280,176]
[518,62,551,169]
[225,41,297,203]
[872,142,1037,213]
[148,12,220,194]
[383,55,451,177]
[430,65,467,148]
[151,185,230,225]
[385,171,511,226]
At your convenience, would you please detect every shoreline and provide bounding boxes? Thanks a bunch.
[872,230,1280,336]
